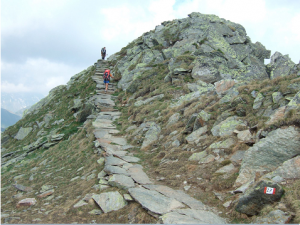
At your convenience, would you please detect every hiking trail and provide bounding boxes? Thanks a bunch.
[89,59,226,224]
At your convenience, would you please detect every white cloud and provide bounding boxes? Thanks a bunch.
[1,58,83,94]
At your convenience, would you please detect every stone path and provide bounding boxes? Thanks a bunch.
[89,59,226,223]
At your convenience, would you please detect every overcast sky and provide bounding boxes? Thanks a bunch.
[1,0,300,97]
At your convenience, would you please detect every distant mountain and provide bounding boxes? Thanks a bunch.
[1,92,44,113]
[1,108,21,131]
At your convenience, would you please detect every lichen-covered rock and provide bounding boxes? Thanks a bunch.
[209,138,236,149]
[272,92,283,103]
[235,180,284,216]
[268,51,295,79]
[108,174,135,190]
[253,92,264,109]
[235,126,300,186]
[188,151,207,161]
[141,123,161,150]
[92,192,127,213]
[211,116,246,136]
[167,113,180,127]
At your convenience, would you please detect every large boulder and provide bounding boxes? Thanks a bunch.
[92,192,127,213]
[235,126,300,186]
[235,180,284,216]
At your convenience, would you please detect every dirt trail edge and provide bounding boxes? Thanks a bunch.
[90,59,227,224]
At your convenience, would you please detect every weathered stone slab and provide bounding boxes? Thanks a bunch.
[92,192,127,213]
[128,187,184,215]
[235,126,300,186]
[127,166,152,184]
[120,155,140,163]
[144,185,205,210]
[105,155,127,166]
[37,189,54,198]
[93,119,116,129]
[14,127,33,140]
[108,174,135,190]
[161,208,226,224]
[104,165,129,175]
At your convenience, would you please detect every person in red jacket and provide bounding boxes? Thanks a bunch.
[103,69,114,93]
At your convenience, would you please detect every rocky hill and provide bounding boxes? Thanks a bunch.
[1,12,300,224]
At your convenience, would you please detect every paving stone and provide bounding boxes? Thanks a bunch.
[128,166,152,185]
[104,165,129,175]
[105,155,128,166]
[108,174,135,190]
[128,187,184,215]
[119,155,140,163]
[143,184,205,210]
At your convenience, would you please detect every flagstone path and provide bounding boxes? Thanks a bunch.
[89,59,227,224]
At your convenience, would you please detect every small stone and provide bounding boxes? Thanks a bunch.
[70,176,80,181]
[73,200,88,208]
[123,194,134,201]
[88,209,102,215]
[17,198,37,208]
[37,189,54,198]
[223,200,232,208]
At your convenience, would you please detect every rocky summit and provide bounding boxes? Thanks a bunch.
[1,12,300,224]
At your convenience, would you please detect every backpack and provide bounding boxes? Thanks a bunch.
[101,48,106,54]
[103,70,110,81]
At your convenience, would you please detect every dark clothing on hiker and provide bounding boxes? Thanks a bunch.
[101,47,106,60]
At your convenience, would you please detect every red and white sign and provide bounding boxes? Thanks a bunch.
[264,187,276,195]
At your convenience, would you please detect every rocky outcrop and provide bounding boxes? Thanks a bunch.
[235,126,300,187]
[114,12,270,92]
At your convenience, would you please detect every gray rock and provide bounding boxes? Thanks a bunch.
[188,151,207,161]
[161,209,226,224]
[105,155,127,166]
[73,200,88,208]
[253,210,292,224]
[272,92,283,103]
[166,113,180,127]
[128,187,184,215]
[108,174,135,190]
[14,127,33,140]
[262,156,300,181]
[215,163,235,174]
[127,165,152,185]
[253,93,264,109]
[51,134,65,141]
[13,184,33,192]
[185,125,207,144]
[209,138,236,149]
[230,150,245,166]
[141,123,161,150]
[88,209,103,215]
[211,116,246,137]
[92,192,127,213]
[236,180,284,216]
[134,94,164,107]
[144,184,205,210]
[268,51,295,79]
[119,155,140,163]
[235,126,300,186]
[104,165,129,176]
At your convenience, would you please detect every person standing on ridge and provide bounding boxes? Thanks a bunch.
[101,47,106,60]
[103,68,114,93]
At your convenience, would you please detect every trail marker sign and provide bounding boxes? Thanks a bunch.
[264,187,276,195]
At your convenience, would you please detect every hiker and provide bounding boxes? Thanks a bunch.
[101,47,106,60]
[103,69,114,93]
